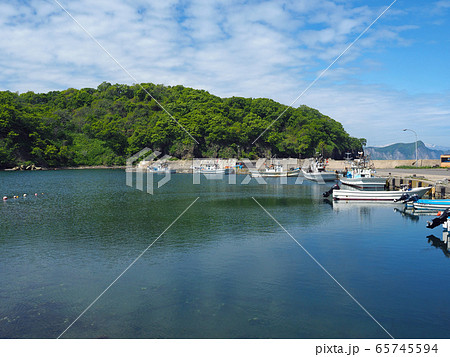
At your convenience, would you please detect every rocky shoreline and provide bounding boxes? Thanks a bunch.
[6,164,43,171]
[3,165,127,171]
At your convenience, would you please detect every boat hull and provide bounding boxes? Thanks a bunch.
[149,169,176,174]
[195,168,232,175]
[303,170,337,182]
[339,177,387,189]
[252,168,301,177]
[411,199,450,211]
[333,186,431,201]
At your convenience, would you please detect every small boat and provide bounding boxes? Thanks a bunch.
[148,162,176,174]
[302,157,337,182]
[332,186,431,202]
[193,163,232,175]
[339,152,387,190]
[340,175,387,190]
[411,199,450,211]
[251,163,301,177]
[426,208,450,229]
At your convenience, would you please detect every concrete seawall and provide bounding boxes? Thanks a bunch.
[326,159,441,170]
[146,158,442,171]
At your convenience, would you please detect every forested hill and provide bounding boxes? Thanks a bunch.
[0,82,365,168]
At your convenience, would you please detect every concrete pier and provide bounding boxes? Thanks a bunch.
[325,159,449,199]
[375,168,449,198]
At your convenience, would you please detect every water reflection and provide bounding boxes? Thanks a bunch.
[322,198,333,208]
[393,208,419,222]
[393,208,437,222]
[331,201,389,223]
[3,170,450,338]
[426,232,450,258]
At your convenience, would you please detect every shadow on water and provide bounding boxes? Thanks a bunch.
[426,234,450,258]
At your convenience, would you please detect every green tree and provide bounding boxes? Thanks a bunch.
[0,83,364,168]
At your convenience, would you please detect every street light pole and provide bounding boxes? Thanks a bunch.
[403,128,418,166]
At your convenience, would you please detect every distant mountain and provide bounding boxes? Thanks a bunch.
[425,143,450,152]
[365,141,449,160]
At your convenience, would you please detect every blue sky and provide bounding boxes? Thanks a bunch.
[1,0,449,147]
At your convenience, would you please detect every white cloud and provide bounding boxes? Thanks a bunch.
[0,0,448,146]
[435,0,450,9]
[299,83,450,148]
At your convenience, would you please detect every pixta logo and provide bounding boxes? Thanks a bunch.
[127,150,308,194]
[126,148,173,194]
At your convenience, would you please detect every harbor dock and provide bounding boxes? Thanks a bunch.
[326,159,449,199]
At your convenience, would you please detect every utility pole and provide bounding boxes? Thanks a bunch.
[403,128,418,167]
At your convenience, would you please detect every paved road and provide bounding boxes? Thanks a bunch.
[377,168,449,175]
[376,168,449,183]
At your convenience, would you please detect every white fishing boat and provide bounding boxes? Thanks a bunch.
[339,152,387,189]
[332,186,431,202]
[302,157,337,182]
[148,162,176,174]
[193,163,232,175]
[339,174,387,190]
[251,163,301,177]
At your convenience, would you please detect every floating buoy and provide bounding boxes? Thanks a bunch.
[35,193,38,196]
[2,196,7,201]
[23,194,27,197]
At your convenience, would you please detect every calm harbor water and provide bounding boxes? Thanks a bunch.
[1,169,449,339]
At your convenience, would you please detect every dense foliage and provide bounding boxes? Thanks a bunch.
[0,82,365,168]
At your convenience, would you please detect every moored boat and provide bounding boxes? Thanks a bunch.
[333,186,431,202]
[411,199,450,211]
[426,208,450,229]
[148,162,176,174]
[302,157,337,182]
[193,163,232,175]
[339,176,387,190]
[339,152,387,189]
[251,163,301,177]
